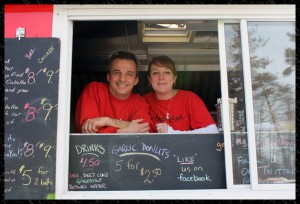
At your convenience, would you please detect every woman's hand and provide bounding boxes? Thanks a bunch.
[156,123,169,133]
[117,119,149,133]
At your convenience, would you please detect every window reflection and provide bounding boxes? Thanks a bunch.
[248,22,295,184]
[224,23,249,185]
[224,24,247,132]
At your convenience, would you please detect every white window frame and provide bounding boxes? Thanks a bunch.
[52,5,295,199]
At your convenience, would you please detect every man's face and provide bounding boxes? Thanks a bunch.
[107,58,139,100]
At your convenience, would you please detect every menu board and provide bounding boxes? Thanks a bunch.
[4,38,60,199]
[69,134,226,190]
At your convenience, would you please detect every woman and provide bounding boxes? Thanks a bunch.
[144,55,219,134]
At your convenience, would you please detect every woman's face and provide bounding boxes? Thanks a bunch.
[148,64,177,96]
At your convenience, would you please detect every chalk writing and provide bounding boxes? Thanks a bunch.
[4,104,19,110]
[23,141,54,158]
[25,49,35,59]
[111,143,170,160]
[19,165,53,186]
[11,71,24,77]
[4,169,16,194]
[5,119,15,126]
[114,159,162,184]
[68,171,109,190]
[79,157,101,168]
[180,166,203,173]
[4,147,24,158]
[26,70,36,84]
[112,144,137,155]
[232,131,295,185]
[177,173,212,182]
[37,67,59,84]
[259,166,296,176]
[5,38,60,199]
[75,144,105,157]
[24,99,58,122]
[176,155,195,165]
[5,66,14,71]
[38,45,54,63]
[25,67,59,85]
[6,79,27,85]
[119,152,161,161]
[69,134,226,190]
[141,143,170,159]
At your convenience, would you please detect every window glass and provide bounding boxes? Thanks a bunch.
[224,23,249,185]
[248,22,295,184]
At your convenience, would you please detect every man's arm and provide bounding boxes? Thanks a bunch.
[81,117,129,133]
[127,96,155,133]
[81,117,149,133]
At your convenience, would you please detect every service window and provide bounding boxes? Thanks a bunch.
[69,20,221,133]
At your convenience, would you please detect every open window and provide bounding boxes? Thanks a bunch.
[69,20,221,133]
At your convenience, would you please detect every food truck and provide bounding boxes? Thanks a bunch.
[4,4,295,200]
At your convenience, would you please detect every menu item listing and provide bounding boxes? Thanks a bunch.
[69,134,226,191]
[4,38,60,200]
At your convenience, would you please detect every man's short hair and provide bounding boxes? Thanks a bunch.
[108,51,140,77]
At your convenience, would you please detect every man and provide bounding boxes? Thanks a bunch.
[75,51,152,133]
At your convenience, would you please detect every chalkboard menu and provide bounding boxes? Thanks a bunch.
[4,38,60,199]
[69,134,226,190]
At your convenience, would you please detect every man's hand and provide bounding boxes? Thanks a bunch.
[117,119,149,133]
[81,117,110,133]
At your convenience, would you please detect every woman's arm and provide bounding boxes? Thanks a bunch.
[156,123,219,134]
[167,124,219,134]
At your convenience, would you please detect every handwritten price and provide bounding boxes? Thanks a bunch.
[23,141,54,158]
[114,159,162,184]
[24,98,58,122]
[25,67,59,84]
[19,165,53,186]
[79,157,101,168]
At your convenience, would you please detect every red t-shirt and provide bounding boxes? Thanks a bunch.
[144,90,215,132]
[76,82,153,133]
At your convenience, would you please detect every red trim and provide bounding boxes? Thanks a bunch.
[5,4,53,13]
[4,4,54,38]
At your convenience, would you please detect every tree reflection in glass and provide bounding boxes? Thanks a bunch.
[248,22,295,184]
[224,23,249,185]
[224,22,295,185]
